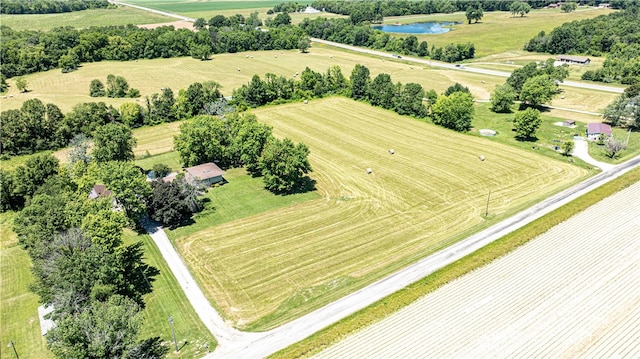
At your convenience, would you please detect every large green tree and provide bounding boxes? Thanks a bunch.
[513,107,542,140]
[490,84,516,113]
[431,91,474,132]
[174,115,230,167]
[350,64,371,100]
[465,3,483,24]
[92,123,136,163]
[509,1,531,17]
[259,137,313,194]
[519,74,559,106]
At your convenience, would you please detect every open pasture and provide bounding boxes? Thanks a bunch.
[174,97,588,330]
[0,7,172,31]
[316,180,640,358]
[2,45,608,115]
[386,7,616,59]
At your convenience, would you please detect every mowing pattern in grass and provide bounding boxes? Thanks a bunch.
[121,230,217,358]
[1,7,172,31]
[0,212,53,359]
[315,181,640,358]
[121,0,294,13]
[175,97,588,330]
[271,166,640,359]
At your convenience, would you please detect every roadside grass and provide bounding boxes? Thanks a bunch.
[0,211,52,359]
[588,128,640,164]
[271,165,640,359]
[171,97,588,330]
[121,229,217,358]
[165,167,320,241]
[1,7,172,31]
[386,7,616,59]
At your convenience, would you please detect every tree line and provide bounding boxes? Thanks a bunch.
[0,79,225,155]
[1,0,109,14]
[3,150,168,357]
[0,14,308,79]
[524,6,640,84]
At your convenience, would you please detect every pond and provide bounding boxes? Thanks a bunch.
[373,21,459,34]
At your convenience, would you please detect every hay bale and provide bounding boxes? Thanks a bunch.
[366,168,372,174]
[479,155,485,161]
[304,100,308,104]
[389,149,395,155]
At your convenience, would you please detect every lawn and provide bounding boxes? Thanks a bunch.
[171,97,589,331]
[385,7,616,59]
[121,229,218,358]
[588,128,640,164]
[0,212,52,359]
[0,7,172,31]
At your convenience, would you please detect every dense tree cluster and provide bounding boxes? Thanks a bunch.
[1,80,223,155]
[486,59,568,110]
[430,42,475,62]
[525,8,640,84]
[174,112,313,194]
[603,85,640,129]
[0,99,65,155]
[1,0,109,14]
[147,177,203,227]
[8,155,164,358]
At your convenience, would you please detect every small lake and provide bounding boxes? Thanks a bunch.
[373,21,459,34]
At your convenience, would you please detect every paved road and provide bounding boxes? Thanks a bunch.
[310,38,625,94]
[205,155,640,359]
[114,3,636,356]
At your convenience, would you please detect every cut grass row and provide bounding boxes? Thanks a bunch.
[1,7,172,31]
[172,97,589,330]
[270,165,640,359]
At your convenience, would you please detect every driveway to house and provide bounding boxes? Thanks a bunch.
[573,138,615,171]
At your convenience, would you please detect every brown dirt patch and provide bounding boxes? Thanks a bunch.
[138,20,194,31]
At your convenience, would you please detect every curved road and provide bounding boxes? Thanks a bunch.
[111,2,636,356]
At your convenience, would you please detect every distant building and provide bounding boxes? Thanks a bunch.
[303,5,320,13]
[586,123,612,141]
[556,55,591,65]
[563,119,576,127]
[598,3,611,8]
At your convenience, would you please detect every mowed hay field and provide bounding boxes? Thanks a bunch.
[316,181,640,358]
[1,45,617,119]
[175,97,589,330]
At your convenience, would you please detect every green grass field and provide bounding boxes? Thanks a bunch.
[1,7,172,31]
[386,7,616,59]
[168,97,588,330]
[0,212,53,359]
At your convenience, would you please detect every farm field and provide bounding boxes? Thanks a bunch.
[173,97,589,330]
[0,7,172,31]
[1,45,617,117]
[385,7,616,59]
[316,180,640,358]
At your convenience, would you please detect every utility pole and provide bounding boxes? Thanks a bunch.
[485,189,491,217]
[8,341,19,359]
[168,316,179,352]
